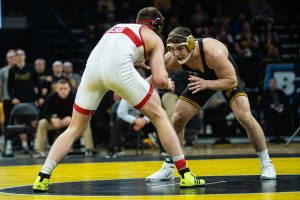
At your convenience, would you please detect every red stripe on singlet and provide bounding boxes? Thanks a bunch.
[139,26,147,60]
[134,85,154,110]
[73,103,96,115]
[106,27,144,47]
[122,28,144,47]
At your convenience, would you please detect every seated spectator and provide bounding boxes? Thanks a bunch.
[45,61,69,94]
[33,79,94,158]
[105,68,155,158]
[105,97,154,159]
[63,61,81,92]
[260,78,292,142]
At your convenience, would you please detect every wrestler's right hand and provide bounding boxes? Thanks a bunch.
[167,78,175,92]
[134,60,150,70]
[133,117,147,131]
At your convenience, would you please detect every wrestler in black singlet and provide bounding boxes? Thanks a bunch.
[179,38,247,110]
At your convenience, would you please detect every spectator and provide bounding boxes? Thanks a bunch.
[8,49,43,106]
[106,68,156,158]
[105,97,152,159]
[231,12,248,36]
[234,21,260,58]
[165,15,181,35]
[215,27,235,53]
[63,61,81,92]
[261,78,292,142]
[0,50,16,134]
[6,49,43,154]
[34,58,49,111]
[189,3,209,36]
[34,79,94,158]
[259,22,281,65]
[97,0,116,13]
[0,49,16,156]
[251,0,274,21]
[46,60,69,94]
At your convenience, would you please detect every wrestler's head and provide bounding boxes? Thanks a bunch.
[136,7,164,34]
[167,27,196,64]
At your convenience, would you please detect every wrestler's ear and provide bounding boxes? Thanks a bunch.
[152,18,164,34]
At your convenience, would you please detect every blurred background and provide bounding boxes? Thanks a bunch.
[0,0,299,156]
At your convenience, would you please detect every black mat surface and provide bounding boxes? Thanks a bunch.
[1,175,299,196]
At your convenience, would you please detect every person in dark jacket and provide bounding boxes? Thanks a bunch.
[261,78,291,142]
[7,49,43,105]
[34,79,94,158]
[6,49,43,154]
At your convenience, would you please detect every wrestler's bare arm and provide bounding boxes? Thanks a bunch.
[142,28,174,90]
[206,39,237,89]
[145,51,176,91]
[188,38,237,93]
[146,52,179,82]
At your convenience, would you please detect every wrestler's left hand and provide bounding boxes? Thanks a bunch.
[188,75,209,93]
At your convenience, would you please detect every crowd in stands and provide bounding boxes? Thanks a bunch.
[79,0,282,69]
[0,49,94,157]
[1,0,284,73]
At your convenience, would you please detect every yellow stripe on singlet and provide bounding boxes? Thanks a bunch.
[229,92,247,106]
[179,96,201,110]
